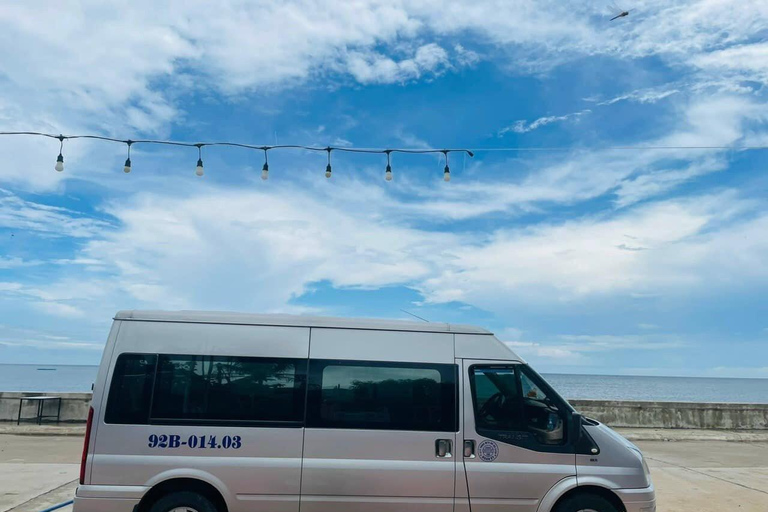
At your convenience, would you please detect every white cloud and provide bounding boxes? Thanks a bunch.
[499,109,591,135]
[454,44,480,67]
[692,41,768,86]
[0,257,42,269]
[418,192,768,307]
[0,189,113,237]
[592,86,681,106]
[504,332,685,366]
[346,43,451,84]
[74,185,461,312]
[31,301,86,319]
[5,177,764,335]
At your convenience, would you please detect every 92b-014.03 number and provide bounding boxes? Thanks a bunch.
[148,434,242,449]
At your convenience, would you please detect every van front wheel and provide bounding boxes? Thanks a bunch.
[554,493,619,512]
[149,491,219,512]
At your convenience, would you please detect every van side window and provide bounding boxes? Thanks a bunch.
[471,367,523,431]
[307,360,457,432]
[151,355,306,425]
[105,353,157,424]
[470,365,567,446]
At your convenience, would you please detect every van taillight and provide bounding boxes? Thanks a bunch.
[80,406,94,485]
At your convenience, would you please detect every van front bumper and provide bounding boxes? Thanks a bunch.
[616,483,656,512]
[74,485,147,512]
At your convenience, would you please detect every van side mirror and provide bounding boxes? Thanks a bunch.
[571,412,583,444]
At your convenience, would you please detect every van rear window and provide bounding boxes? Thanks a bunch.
[151,355,306,425]
[104,353,306,425]
[105,353,157,424]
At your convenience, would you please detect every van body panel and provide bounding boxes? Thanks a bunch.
[455,334,521,361]
[299,495,454,512]
[85,320,122,485]
[309,327,455,363]
[534,476,578,512]
[115,310,490,335]
[576,424,650,489]
[72,497,139,512]
[115,320,310,358]
[461,359,576,512]
[89,321,310,512]
[300,428,456,512]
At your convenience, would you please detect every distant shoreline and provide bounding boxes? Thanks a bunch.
[2,363,765,381]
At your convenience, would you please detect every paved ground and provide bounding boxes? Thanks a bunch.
[638,440,768,512]
[0,431,766,512]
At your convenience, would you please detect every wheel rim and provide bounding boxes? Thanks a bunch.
[169,508,199,512]
[576,509,599,512]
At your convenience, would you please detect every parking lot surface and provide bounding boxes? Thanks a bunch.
[1,432,766,512]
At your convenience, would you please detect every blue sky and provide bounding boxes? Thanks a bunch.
[1,1,767,377]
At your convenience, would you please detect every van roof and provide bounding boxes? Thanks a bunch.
[114,310,493,335]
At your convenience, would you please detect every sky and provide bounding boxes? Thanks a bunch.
[0,0,767,377]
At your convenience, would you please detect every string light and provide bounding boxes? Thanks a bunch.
[4,131,767,183]
[123,141,132,174]
[261,148,269,180]
[195,144,204,177]
[54,135,64,172]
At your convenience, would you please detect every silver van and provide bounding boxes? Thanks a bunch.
[75,310,655,512]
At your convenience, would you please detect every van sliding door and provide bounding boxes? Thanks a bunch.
[300,328,457,512]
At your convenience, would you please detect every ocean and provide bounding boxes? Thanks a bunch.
[0,364,766,403]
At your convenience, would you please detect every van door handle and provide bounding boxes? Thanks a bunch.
[464,440,476,458]
[435,439,453,458]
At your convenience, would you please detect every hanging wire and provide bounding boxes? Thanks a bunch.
[2,130,767,180]
[3,131,767,153]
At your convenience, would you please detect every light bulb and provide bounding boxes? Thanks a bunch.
[325,164,332,179]
[261,162,269,180]
[443,165,451,182]
[385,164,392,181]
[123,158,131,174]
[196,158,204,177]
[55,154,64,172]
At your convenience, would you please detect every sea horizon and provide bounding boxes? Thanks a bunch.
[1,363,767,403]
[2,362,766,381]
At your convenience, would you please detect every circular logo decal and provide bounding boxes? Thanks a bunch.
[478,440,499,462]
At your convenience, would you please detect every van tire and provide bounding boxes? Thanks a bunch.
[554,493,620,512]
[148,491,219,512]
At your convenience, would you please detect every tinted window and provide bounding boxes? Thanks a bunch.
[105,353,157,424]
[308,360,457,432]
[471,365,567,445]
[151,355,306,424]
[471,367,523,431]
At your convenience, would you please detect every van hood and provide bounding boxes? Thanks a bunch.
[577,421,651,489]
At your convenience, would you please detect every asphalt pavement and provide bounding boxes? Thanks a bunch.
[1,430,766,512]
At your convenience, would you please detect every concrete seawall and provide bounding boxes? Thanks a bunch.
[570,399,768,430]
[0,392,92,424]
[1,392,767,429]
